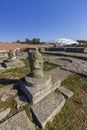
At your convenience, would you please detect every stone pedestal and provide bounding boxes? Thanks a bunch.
[7,56,16,62]
[19,74,61,104]
[25,74,51,87]
[0,49,24,71]
[17,50,67,129]
[5,59,24,69]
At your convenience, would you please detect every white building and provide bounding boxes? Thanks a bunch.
[49,38,79,45]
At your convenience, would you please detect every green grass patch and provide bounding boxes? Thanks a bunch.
[0,67,29,79]
[20,58,29,67]
[23,104,33,122]
[0,59,57,82]
[44,99,85,130]
[54,88,60,94]
[42,53,54,56]
[0,84,4,88]
[0,59,30,79]
[61,74,87,92]
[1,68,17,74]
[43,61,58,71]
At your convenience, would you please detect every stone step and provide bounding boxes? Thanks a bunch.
[0,111,36,130]
[19,77,61,104]
[31,92,65,129]
[58,86,74,98]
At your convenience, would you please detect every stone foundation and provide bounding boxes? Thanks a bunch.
[0,59,24,71]
[19,74,61,104]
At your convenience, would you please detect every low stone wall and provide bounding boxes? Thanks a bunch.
[44,51,87,61]
[46,47,65,51]
[65,47,84,53]
[45,47,85,53]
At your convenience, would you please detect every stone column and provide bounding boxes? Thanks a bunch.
[7,49,16,62]
[28,49,44,78]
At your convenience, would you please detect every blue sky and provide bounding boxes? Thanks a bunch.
[0,0,87,42]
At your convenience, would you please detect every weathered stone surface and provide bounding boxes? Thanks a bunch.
[43,51,87,60]
[0,111,36,130]
[25,74,51,87]
[0,108,10,121]
[5,59,25,68]
[31,92,65,129]
[58,86,74,98]
[0,87,18,97]
[43,52,87,76]
[44,57,72,67]
[46,67,71,81]
[15,96,28,109]
[0,85,13,95]
[62,60,87,76]
[0,85,18,102]
[28,49,44,78]
[1,93,9,102]
[0,66,5,71]
[7,89,18,96]
[19,77,61,104]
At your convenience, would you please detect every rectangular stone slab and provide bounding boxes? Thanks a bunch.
[0,111,35,130]
[58,86,74,98]
[31,92,65,129]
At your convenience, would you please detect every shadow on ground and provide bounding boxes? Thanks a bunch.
[0,78,18,85]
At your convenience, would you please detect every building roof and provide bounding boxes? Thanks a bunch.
[49,38,78,45]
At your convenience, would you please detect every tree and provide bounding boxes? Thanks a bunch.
[77,40,87,44]
[25,38,31,44]
[16,40,21,43]
[31,38,40,44]
[15,37,45,44]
